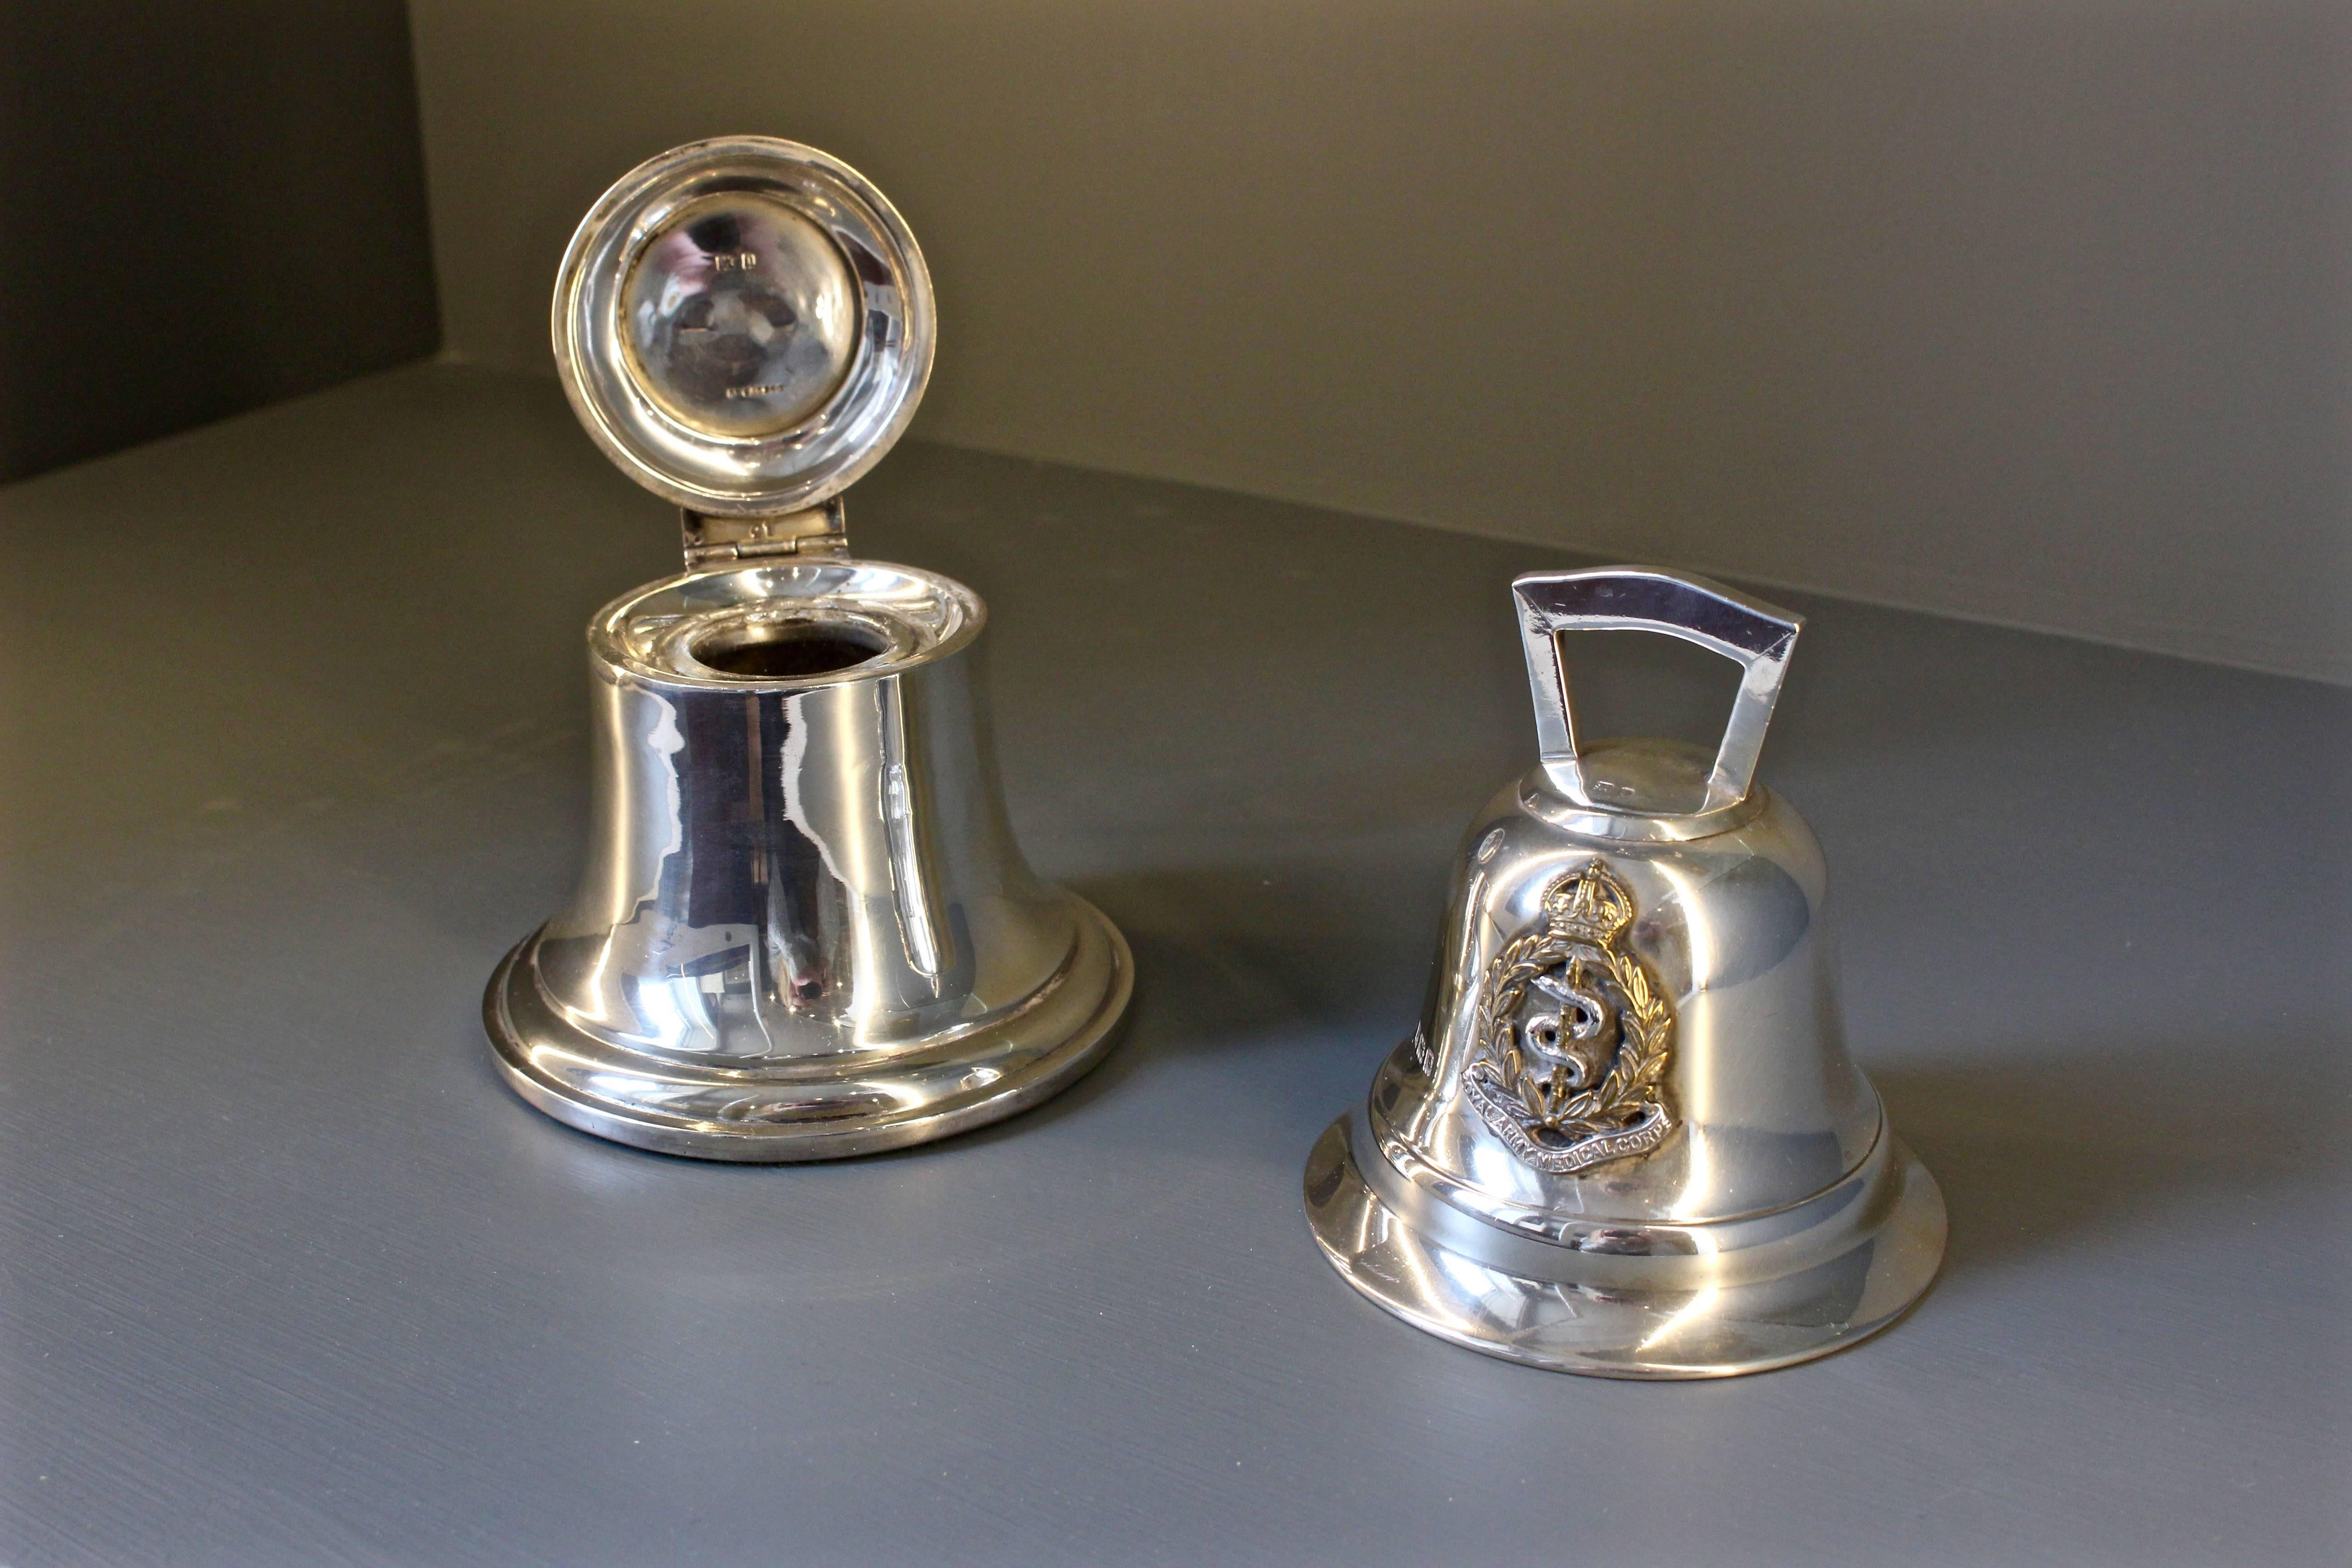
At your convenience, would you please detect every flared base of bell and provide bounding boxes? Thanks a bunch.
[484,894,1131,1161]
[1303,1107,1945,1379]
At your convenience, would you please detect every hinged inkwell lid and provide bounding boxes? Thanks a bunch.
[552,135,935,561]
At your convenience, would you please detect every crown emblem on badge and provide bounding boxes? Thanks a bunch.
[1542,862,1636,945]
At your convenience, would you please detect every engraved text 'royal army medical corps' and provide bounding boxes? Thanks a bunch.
[484,138,1132,1159]
[1304,568,1945,1377]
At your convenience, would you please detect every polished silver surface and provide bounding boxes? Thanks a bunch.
[554,137,934,517]
[1307,566,1946,1376]
[486,560,1131,1158]
[496,143,1124,1157]
[620,192,861,438]
[1516,568,1798,825]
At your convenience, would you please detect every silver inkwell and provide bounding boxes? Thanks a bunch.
[485,138,1132,1159]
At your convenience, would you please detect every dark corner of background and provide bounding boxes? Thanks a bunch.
[0,0,442,484]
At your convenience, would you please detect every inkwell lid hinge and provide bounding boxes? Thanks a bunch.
[681,498,848,568]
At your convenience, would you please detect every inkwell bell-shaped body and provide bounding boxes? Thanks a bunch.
[484,138,1131,1158]
[1304,568,1944,1375]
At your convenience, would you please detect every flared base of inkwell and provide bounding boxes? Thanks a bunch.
[485,894,1132,1162]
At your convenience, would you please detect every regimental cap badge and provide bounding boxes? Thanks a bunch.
[1463,859,1675,1174]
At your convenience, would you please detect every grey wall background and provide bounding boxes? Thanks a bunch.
[406,0,2351,685]
[0,0,440,482]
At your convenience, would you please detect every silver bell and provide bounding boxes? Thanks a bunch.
[1305,568,1944,1376]
[485,138,1132,1159]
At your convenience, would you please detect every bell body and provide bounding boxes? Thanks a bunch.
[486,558,1131,1159]
[1307,569,1944,1377]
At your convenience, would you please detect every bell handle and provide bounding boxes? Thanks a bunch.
[1512,567,1803,815]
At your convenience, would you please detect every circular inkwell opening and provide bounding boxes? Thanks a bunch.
[690,618,889,680]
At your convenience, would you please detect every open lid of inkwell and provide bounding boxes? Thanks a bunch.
[552,136,935,563]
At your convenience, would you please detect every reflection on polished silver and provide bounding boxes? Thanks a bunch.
[490,140,1129,1160]
[1304,567,1945,1376]
[554,137,934,517]
[620,192,860,438]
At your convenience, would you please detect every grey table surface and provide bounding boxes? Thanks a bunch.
[3,363,2346,1567]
